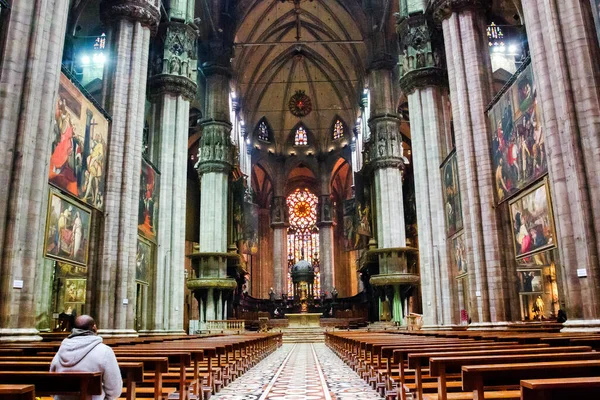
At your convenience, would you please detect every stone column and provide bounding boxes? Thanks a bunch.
[0,0,69,341]
[271,196,289,296]
[318,195,335,293]
[522,0,600,329]
[95,0,159,336]
[433,0,509,324]
[397,10,456,326]
[146,2,198,334]
[367,66,406,250]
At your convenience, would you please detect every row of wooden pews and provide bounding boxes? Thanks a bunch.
[0,332,282,400]
[326,329,600,400]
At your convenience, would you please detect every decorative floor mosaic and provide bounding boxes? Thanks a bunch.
[211,343,383,400]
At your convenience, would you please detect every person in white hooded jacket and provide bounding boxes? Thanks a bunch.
[50,315,123,400]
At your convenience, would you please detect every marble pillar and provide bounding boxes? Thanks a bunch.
[146,4,198,334]
[318,195,335,294]
[0,0,69,341]
[397,10,457,326]
[95,0,159,336]
[271,196,289,296]
[433,0,509,324]
[523,0,600,329]
[367,68,407,250]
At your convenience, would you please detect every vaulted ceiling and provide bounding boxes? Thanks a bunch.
[232,0,369,152]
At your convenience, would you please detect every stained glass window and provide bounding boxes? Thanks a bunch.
[487,23,505,48]
[258,121,269,142]
[333,119,344,140]
[295,126,308,146]
[286,188,320,297]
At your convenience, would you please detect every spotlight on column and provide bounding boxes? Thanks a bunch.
[246,138,251,145]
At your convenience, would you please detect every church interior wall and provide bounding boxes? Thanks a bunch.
[1,0,600,340]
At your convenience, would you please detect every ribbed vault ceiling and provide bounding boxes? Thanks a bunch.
[233,0,368,152]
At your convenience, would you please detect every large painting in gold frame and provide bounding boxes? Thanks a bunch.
[509,179,556,259]
[44,190,92,266]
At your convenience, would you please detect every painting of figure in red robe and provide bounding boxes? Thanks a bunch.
[138,159,160,242]
[49,74,108,210]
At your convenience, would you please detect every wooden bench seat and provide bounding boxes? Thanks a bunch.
[462,360,600,400]
[0,384,35,400]
[0,371,102,400]
[520,377,600,400]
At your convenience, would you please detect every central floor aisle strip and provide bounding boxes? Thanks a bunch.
[211,343,383,400]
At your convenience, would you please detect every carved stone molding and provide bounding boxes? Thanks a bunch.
[150,22,198,83]
[200,62,233,78]
[270,196,290,227]
[399,67,448,94]
[100,0,160,34]
[317,195,333,225]
[364,114,407,172]
[431,0,490,23]
[195,120,234,175]
[148,74,197,101]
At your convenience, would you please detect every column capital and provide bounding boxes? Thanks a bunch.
[317,195,334,226]
[100,0,160,34]
[195,121,234,176]
[148,22,198,101]
[270,196,289,228]
[200,62,233,79]
[397,13,448,94]
[430,0,489,23]
[364,114,406,172]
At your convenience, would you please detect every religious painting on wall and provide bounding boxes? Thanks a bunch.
[56,262,87,278]
[64,279,87,303]
[517,269,543,294]
[49,73,109,210]
[509,179,556,259]
[138,158,160,242]
[136,236,153,284]
[441,152,464,237]
[451,233,468,276]
[241,201,259,255]
[489,63,547,202]
[44,191,91,266]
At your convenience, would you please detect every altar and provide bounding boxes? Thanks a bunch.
[286,313,322,328]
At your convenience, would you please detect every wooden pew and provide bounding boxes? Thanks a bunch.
[0,361,143,400]
[426,348,598,400]
[462,360,600,400]
[0,355,169,400]
[0,384,35,400]
[0,372,102,400]
[520,377,600,400]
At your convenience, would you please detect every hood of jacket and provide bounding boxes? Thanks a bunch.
[56,332,103,367]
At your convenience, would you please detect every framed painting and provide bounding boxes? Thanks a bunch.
[44,191,91,266]
[509,179,556,259]
[518,269,543,294]
[451,232,468,276]
[56,262,87,278]
[138,158,160,242]
[64,278,87,303]
[136,236,153,284]
[489,63,547,203]
[441,152,464,237]
[49,73,109,210]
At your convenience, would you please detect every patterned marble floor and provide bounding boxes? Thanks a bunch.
[211,343,383,400]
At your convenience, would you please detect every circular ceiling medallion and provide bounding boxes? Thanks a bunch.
[288,90,312,117]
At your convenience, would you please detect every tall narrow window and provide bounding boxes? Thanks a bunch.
[295,126,308,146]
[287,188,320,297]
[333,119,344,140]
[258,121,269,142]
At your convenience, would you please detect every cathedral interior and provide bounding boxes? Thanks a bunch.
[1,0,600,343]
